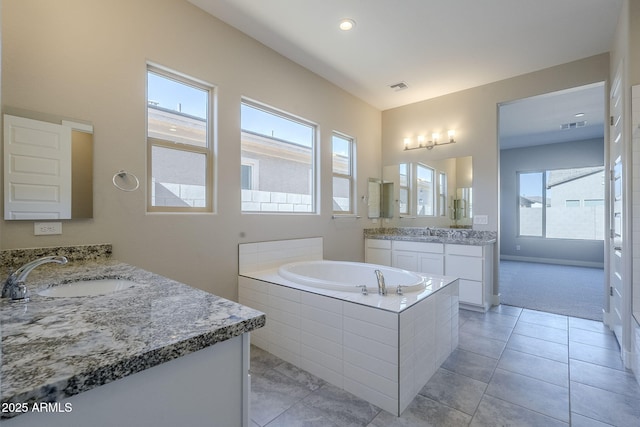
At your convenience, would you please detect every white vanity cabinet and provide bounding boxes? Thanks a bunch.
[391,241,444,275]
[444,244,493,311]
[365,238,494,311]
[365,238,392,266]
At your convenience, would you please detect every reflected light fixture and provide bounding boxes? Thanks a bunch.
[339,18,355,31]
[404,130,456,150]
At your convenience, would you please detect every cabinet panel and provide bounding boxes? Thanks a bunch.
[418,253,444,275]
[366,239,391,249]
[392,240,443,254]
[445,244,482,257]
[459,279,482,305]
[393,251,418,271]
[445,255,483,281]
[366,248,392,266]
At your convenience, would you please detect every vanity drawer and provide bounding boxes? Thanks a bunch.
[392,240,443,254]
[366,239,392,249]
[445,244,483,257]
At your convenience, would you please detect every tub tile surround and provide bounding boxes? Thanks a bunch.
[364,227,497,245]
[1,245,265,420]
[238,237,459,415]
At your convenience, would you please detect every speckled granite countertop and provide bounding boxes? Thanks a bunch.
[0,250,265,419]
[364,227,497,245]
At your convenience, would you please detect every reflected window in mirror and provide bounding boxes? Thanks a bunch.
[438,172,448,217]
[147,64,214,212]
[416,163,435,216]
[332,132,355,214]
[399,163,409,215]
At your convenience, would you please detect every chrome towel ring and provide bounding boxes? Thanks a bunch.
[112,170,140,192]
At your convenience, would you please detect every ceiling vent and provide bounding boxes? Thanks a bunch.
[389,81,408,91]
[560,120,587,130]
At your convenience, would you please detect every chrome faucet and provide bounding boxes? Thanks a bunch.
[1,256,68,302]
[374,269,387,295]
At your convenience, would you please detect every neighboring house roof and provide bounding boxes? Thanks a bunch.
[519,196,543,207]
[546,166,604,188]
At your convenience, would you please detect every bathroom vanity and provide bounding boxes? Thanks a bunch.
[0,245,265,427]
[365,228,496,311]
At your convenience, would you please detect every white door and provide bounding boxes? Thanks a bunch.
[4,115,72,220]
[609,66,624,344]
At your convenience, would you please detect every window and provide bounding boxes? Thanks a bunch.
[332,133,355,214]
[147,65,213,212]
[416,163,435,216]
[399,163,409,215]
[438,172,448,216]
[518,166,604,240]
[241,100,316,213]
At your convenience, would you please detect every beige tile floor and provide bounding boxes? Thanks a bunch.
[249,305,640,426]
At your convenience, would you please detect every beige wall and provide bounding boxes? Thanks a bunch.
[381,54,610,232]
[0,0,381,300]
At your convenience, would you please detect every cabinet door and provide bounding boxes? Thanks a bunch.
[459,279,483,305]
[392,250,418,271]
[418,253,444,275]
[366,248,392,266]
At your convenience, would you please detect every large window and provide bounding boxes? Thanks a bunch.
[332,133,355,214]
[518,166,604,240]
[147,65,213,212]
[241,100,316,213]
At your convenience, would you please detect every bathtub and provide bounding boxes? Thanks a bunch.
[277,260,426,293]
[238,238,458,416]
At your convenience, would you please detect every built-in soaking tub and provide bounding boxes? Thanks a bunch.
[238,238,459,416]
[278,260,426,293]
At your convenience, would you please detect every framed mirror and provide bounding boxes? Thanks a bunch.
[4,114,93,220]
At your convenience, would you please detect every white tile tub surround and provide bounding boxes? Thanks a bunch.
[238,237,459,415]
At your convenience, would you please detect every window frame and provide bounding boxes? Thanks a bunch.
[517,167,605,240]
[415,163,436,217]
[146,64,214,213]
[240,99,317,214]
[332,132,356,215]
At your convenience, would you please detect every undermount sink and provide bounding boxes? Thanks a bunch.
[38,279,137,297]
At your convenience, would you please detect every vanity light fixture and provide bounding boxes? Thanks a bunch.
[403,129,456,150]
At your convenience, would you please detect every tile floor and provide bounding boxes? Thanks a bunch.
[249,305,640,426]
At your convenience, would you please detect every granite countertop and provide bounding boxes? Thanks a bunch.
[0,258,265,419]
[364,227,497,245]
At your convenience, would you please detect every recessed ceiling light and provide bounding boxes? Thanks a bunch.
[339,19,355,31]
[575,112,585,117]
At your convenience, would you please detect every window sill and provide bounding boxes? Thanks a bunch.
[332,214,361,220]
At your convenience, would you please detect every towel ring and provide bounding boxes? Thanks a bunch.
[112,170,140,192]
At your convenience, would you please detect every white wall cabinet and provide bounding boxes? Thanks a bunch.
[366,238,493,311]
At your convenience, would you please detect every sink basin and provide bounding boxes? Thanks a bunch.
[38,279,137,297]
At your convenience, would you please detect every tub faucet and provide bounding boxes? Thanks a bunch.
[374,269,387,295]
[1,256,68,302]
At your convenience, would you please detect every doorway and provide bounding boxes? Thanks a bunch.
[498,83,607,320]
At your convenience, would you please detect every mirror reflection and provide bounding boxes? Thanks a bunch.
[367,178,394,219]
[382,156,472,228]
[4,113,93,220]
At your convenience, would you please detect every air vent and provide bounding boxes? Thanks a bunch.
[560,120,587,130]
[389,81,408,91]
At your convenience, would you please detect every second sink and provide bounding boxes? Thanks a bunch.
[38,279,137,297]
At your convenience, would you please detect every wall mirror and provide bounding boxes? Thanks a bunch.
[382,156,472,227]
[367,178,394,219]
[4,113,93,220]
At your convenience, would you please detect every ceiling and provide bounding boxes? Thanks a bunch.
[188,0,620,145]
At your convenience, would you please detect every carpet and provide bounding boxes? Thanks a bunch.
[499,260,605,321]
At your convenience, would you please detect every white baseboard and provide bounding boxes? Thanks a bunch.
[500,254,604,269]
